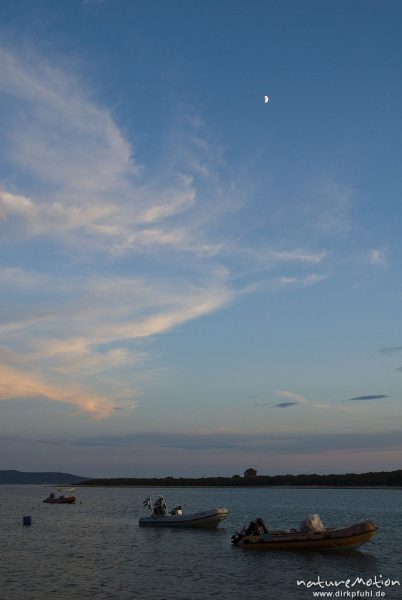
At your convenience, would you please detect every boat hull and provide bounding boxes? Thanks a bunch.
[235,520,377,551]
[43,496,76,504]
[139,507,228,528]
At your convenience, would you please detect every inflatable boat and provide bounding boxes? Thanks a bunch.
[139,496,229,528]
[232,515,378,550]
[43,495,76,504]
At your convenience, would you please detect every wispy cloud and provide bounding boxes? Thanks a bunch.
[237,248,327,268]
[112,402,137,411]
[302,180,356,238]
[268,272,328,291]
[345,394,388,402]
[378,347,402,355]
[0,268,234,414]
[255,389,351,413]
[0,46,221,257]
[274,390,307,403]
[368,249,388,267]
[264,249,326,264]
[68,429,402,456]
[82,0,105,9]
[0,44,333,420]
[0,45,334,268]
[0,44,335,272]
[254,390,307,408]
[0,44,244,416]
[0,364,112,418]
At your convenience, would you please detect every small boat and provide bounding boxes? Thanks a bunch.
[139,496,229,528]
[57,487,76,492]
[231,514,378,551]
[43,493,76,504]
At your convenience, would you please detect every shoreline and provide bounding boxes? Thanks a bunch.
[78,484,402,489]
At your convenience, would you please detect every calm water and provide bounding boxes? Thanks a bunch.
[0,486,401,600]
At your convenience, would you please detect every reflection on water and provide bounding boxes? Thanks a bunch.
[292,545,381,584]
[0,485,401,599]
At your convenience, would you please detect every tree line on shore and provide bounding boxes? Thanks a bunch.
[80,469,402,487]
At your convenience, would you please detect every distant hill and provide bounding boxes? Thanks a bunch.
[0,470,90,484]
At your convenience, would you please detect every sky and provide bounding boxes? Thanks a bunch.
[0,0,401,477]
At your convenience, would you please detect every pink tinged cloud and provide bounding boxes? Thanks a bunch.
[0,47,204,257]
[274,390,307,403]
[0,364,113,418]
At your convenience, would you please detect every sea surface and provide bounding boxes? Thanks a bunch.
[0,485,401,600]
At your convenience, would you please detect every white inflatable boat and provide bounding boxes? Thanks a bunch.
[139,496,229,528]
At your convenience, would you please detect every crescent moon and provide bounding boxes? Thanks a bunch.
[264,96,269,104]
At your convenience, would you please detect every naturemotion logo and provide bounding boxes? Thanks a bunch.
[296,575,400,598]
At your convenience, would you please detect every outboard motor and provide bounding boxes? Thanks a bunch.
[153,496,168,516]
[231,531,244,545]
[255,518,268,534]
[245,517,268,536]
[232,517,268,543]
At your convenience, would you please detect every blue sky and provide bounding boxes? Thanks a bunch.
[0,0,401,477]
